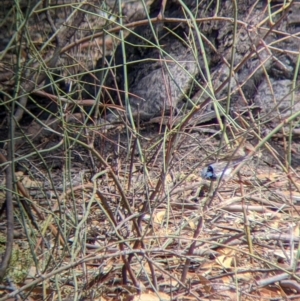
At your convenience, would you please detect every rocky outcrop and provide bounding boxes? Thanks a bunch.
[1,0,300,128]
[79,0,300,126]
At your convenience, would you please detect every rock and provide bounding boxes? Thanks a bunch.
[254,78,300,122]
[82,0,201,121]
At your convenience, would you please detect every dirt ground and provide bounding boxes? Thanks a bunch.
[1,0,300,300]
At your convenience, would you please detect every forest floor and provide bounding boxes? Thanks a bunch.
[1,120,300,300]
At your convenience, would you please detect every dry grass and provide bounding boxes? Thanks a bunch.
[1,1,300,300]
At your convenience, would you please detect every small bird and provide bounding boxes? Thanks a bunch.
[200,136,258,181]
[201,157,247,181]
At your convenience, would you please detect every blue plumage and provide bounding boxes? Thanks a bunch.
[201,157,246,181]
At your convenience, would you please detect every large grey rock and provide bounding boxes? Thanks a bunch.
[83,0,202,121]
